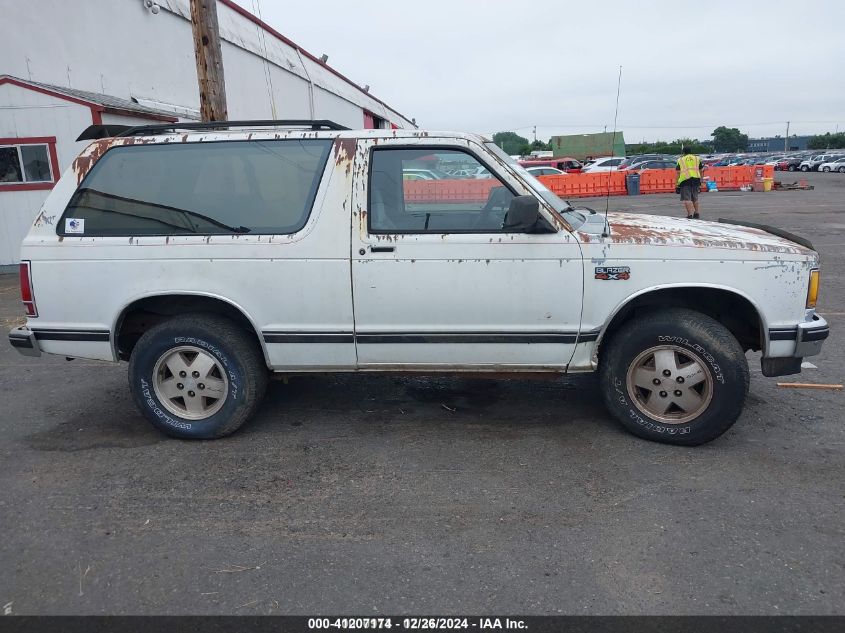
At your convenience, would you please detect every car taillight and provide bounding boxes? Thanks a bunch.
[19,261,38,317]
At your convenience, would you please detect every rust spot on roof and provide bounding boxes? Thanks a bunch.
[71,139,113,184]
[333,137,357,176]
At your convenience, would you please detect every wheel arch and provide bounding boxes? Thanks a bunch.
[593,283,768,365]
[112,291,270,367]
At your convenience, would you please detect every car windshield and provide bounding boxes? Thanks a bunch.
[484,142,584,228]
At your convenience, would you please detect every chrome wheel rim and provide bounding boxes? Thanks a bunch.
[626,345,713,424]
[152,346,229,420]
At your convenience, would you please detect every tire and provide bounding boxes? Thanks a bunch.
[599,308,750,446]
[788,165,796,172]
[128,314,268,439]
[839,166,845,174]
[822,166,831,173]
[800,165,809,172]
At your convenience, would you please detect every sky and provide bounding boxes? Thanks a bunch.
[240,0,845,143]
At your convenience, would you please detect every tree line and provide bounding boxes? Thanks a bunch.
[491,127,845,156]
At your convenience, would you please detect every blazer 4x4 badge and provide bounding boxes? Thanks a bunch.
[595,266,631,280]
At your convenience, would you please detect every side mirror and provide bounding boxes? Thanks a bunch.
[502,195,555,233]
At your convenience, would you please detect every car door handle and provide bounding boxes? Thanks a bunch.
[369,246,395,253]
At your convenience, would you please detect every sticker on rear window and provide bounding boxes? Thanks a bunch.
[65,218,85,234]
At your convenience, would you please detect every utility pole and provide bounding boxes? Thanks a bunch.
[190,0,228,122]
[533,126,537,143]
[784,121,790,152]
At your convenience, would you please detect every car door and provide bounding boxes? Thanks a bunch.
[350,137,584,370]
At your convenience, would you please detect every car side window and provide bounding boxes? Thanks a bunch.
[60,139,332,236]
[369,148,516,233]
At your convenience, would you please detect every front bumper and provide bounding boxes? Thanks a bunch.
[8,326,41,358]
[763,314,829,377]
[796,316,830,357]
[769,314,830,357]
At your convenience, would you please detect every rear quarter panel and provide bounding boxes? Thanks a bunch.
[20,135,357,367]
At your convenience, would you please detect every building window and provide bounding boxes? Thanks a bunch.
[364,110,388,129]
[0,137,59,192]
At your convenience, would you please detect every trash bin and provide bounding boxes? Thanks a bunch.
[626,173,641,195]
[753,166,765,192]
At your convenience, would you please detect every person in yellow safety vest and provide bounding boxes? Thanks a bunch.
[676,146,703,219]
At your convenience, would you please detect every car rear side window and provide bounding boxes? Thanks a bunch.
[59,139,332,236]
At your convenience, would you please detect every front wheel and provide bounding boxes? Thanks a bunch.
[599,309,750,446]
[822,166,831,173]
[788,165,797,171]
[800,165,809,171]
[128,314,268,439]
[839,166,845,173]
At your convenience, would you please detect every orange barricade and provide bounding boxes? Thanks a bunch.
[400,166,774,203]
[403,178,499,203]
[539,172,626,198]
[639,169,676,194]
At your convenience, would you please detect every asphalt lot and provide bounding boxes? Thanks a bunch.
[0,170,842,615]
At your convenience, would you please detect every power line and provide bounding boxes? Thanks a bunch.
[505,120,842,131]
[252,0,278,119]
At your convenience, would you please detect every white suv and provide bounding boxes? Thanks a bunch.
[581,157,626,172]
[8,120,829,445]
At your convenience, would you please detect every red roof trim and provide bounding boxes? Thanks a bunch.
[217,0,413,126]
[0,77,178,124]
[0,136,56,145]
[0,76,100,110]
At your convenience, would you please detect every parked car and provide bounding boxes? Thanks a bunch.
[402,168,446,180]
[618,155,665,170]
[581,156,626,172]
[711,157,735,167]
[625,159,677,171]
[525,166,567,177]
[8,120,828,447]
[800,154,840,171]
[777,158,803,172]
[818,157,845,173]
[518,158,583,173]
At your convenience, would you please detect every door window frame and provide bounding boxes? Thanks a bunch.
[366,144,528,235]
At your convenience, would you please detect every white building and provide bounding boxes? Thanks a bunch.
[0,0,415,266]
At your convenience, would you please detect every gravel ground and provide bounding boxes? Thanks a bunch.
[0,170,842,615]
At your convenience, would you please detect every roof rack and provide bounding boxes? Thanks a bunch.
[116,119,350,137]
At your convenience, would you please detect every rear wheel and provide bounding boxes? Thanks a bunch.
[800,165,809,171]
[788,165,796,171]
[839,166,845,174]
[128,314,268,439]
[599,309,750,446]
[822,166,831,173]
